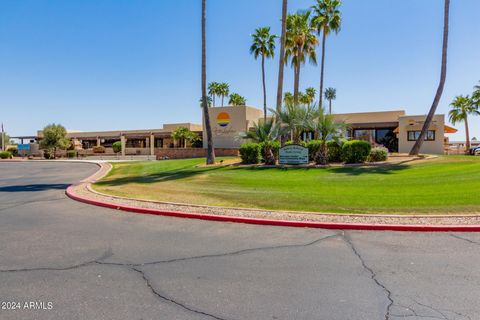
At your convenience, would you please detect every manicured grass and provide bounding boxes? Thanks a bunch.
[93,156,480,214]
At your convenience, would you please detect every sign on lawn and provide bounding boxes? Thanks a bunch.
[279,145,308,165]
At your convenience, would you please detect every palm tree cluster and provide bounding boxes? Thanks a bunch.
[449,82,480,152]
[207,82,230,107]
[242,103,345,165]
[284,87,316,106]
[250,0,341,117]
[208,82,247,107]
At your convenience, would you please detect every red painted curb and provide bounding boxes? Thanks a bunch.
[66,185,480,232]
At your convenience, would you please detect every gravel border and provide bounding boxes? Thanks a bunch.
[67,162,480,226]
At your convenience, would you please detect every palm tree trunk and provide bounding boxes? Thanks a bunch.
[319,31,326,111]
[221,95,224,107]
[410,0,449,155]
[276,0,288,113]
[202,0,215,165]
[329,98,332,114]
[293,59,301,105]
[465,115,470,152]
[262,54,267,121]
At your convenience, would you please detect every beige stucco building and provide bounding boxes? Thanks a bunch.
[30,105,455,158]
[204,107,455,154]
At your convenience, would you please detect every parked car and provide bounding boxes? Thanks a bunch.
[469,146,480,155]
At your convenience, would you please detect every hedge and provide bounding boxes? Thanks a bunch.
[0,151,12,159]
[327,140,343,163]
[368,147,388,162]
[341,140,371,163]
[239,143,261,164]
[306,140,322,161]
[92,146,106,154]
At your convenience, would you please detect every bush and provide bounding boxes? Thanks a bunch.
[112,141,122,153]
[260,141,280,161]
[67,150,77,158]
[327,140,343,163]
[306,140,322,161]
[0,151,12,159]
[92,146,106,154]
[341,140,372,164]
[368,147,388,162]
[6,147,18,156]
[239,143,261,164]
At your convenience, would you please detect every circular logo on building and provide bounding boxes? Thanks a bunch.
[216,112,230,127]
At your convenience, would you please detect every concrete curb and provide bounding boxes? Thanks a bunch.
[64,162,480,232]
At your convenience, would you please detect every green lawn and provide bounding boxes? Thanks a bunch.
[93,156,480,214]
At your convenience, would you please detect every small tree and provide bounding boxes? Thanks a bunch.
[40,124,70,159]
[172,127,200,148]
[310,107,346,165]
[270,102,318,144]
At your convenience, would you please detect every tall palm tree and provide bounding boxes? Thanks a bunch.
[285,11,318,105]
[201,0,215,164]
[208,82,219,107]
[229,93,246,106]
[311,0,341,111]
[250,27,277,121]
[324,87,336,114]
[276,0,288,114]
[218,82,230,106]
[410,0,449,155]
[449,95,479,152]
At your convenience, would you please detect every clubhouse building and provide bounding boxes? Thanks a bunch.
[30,106,456,158]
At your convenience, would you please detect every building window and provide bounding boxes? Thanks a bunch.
[407,130,435,141]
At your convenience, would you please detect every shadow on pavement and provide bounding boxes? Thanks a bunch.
[0,184,71,192]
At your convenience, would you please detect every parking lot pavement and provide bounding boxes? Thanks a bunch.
[1,162,479,320]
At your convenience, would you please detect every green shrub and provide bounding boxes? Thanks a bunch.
[306,140,322,161]
[6,146,18,156]
[92,146,106,154]
[112,141,122,153]
[327,140,343,163]
[0,151,12,159]
[260,141,280,161]
[342,140,372,164]
[368,147,388,162]
[67,150,77,158]
[239,143,261,164]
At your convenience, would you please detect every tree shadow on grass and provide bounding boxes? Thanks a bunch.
[227,163,410,175]
[95,166,222,187]
[329,164,410,176]
[0,184,71,192]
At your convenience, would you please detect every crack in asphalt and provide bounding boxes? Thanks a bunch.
[450,233,480,246]
[341,231,394,320]
[0,233,339,320]
[130,266,228,320]
[0,249,113,273]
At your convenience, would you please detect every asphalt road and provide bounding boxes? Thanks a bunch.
[0,162,479,320]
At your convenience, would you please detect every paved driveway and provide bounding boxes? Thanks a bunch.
[0,162,479,320]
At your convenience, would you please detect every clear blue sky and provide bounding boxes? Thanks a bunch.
[1,0,479,141]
